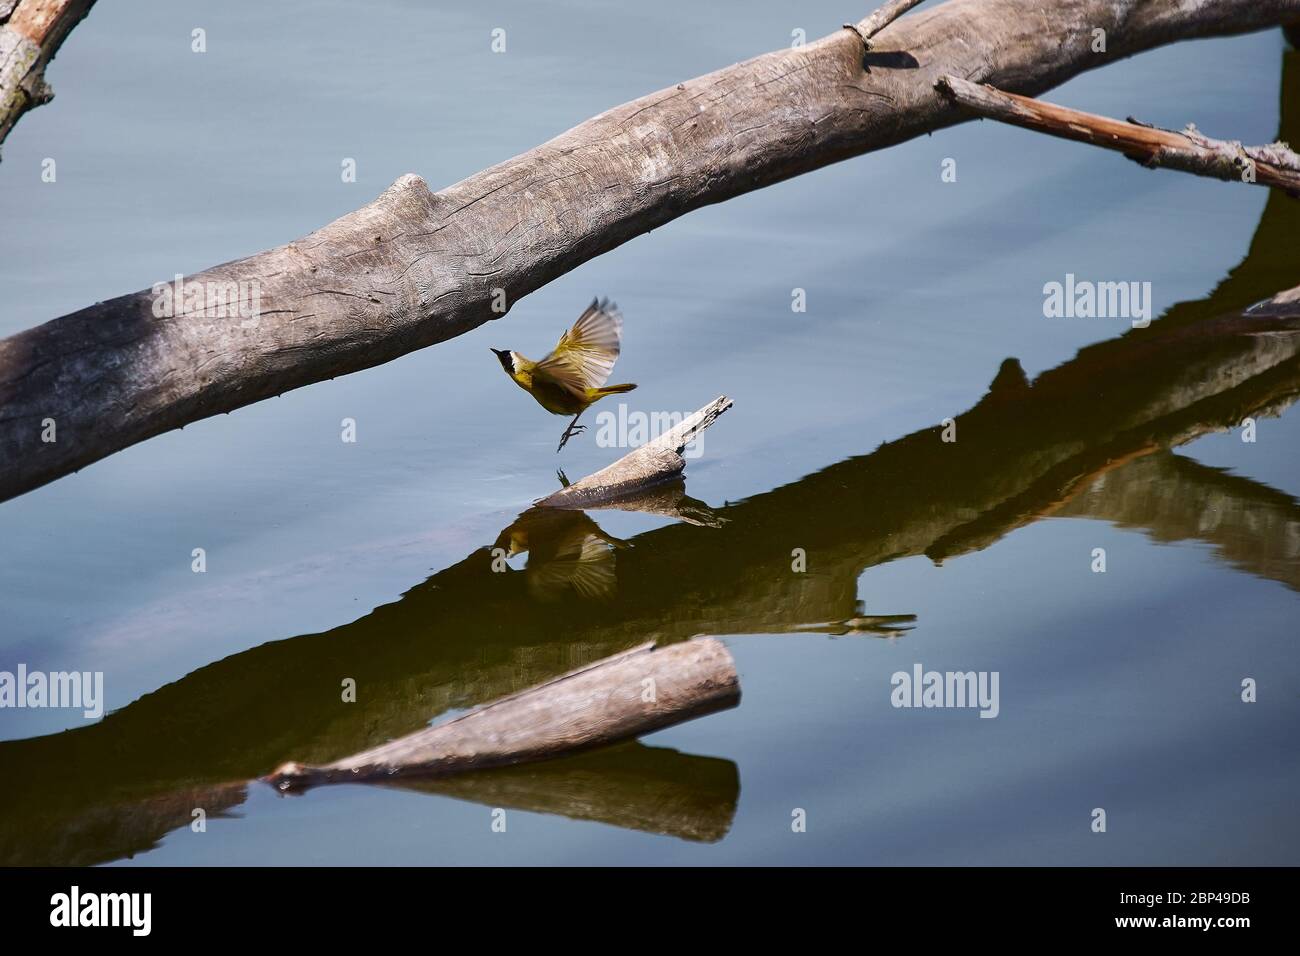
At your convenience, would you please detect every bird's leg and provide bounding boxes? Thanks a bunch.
[556,411,586,453]
[556,468,570,488]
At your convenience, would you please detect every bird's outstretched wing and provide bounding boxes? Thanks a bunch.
[527,533,618,602]
[535,298,622,393]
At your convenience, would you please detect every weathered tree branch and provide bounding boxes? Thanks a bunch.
[536,395,732,509]
[264,637,740,790]
[3,0,1299,502]
[844,0,927,46]
[0,0,95,151]
[937,74,1300,195]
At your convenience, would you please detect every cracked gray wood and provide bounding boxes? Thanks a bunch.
[3,0,1299,502]
[263,637,740,789]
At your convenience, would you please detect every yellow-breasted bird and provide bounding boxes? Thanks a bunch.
[491,297,637,452]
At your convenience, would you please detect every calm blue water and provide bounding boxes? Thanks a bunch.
[0,1,1296,865]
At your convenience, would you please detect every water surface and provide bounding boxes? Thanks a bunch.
[0,2,1297,865]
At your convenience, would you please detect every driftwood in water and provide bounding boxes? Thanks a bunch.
[5,0,1300,502]
[264,637,739,790]
[937,75,1300,195]
[0,0,95,150]
[7,71,1300,854]
[7,283,1300,862]
[536,396,732,509]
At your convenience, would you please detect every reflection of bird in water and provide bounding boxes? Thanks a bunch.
[494,508,631,603]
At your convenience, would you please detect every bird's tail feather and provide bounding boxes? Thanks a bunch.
[595,383,637,395]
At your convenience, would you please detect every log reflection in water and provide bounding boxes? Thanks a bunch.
[391,742,739,844]
[3,286,1295,863]
[2,52,1298,865]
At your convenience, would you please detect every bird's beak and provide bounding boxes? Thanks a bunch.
[490,348,507,358]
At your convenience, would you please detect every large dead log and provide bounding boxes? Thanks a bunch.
[264,638,740,790]
[3,0,1299,502]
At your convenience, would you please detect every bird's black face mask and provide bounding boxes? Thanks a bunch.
[490,348,513,374]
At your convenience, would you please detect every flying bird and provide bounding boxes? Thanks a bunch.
[491,298,637,452]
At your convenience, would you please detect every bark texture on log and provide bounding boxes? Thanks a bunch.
[846,0,927,45]
[3,0,1299,502]
[937,75,1300,194]
[0,0,94,150]
[264,637,740,790]
[535,395,731,509]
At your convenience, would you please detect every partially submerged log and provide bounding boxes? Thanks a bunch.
[937,75,1300,195]
[0,0,95,151]
[536,395,732,509]
[264,637,740,790]
[5,0,1300,501]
